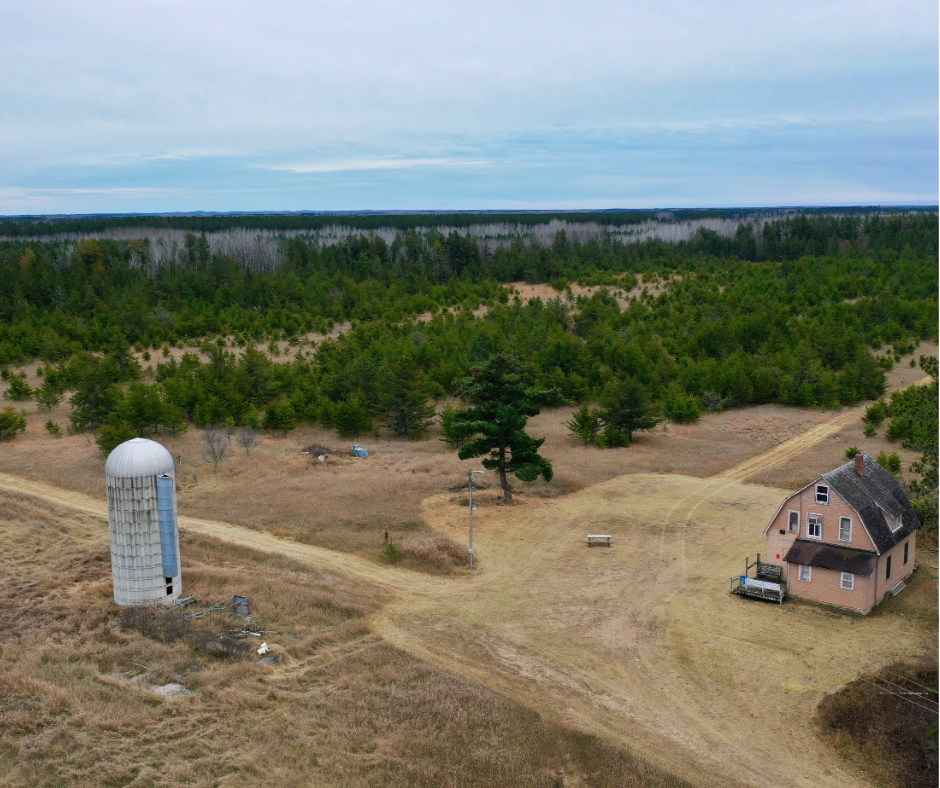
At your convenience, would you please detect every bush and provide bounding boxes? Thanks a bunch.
[96,418,137,456]
[665,391,702,424]
[0,405,27,440]
[863,399,887,426]
[382,542,399,563]
[566,404,603,444]
[2,371,32,401]
[332,395,374,438]
[45,420,62,438]
[876,450,902,476]
[844,445,860,460]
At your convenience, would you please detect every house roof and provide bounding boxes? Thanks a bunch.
[784,539,879,575]
[822,454,920,553]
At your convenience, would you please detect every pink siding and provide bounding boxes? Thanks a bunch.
[763,477,919,614]
[794,480,876,551]
[872,535,917,602]
[788,564,875,613]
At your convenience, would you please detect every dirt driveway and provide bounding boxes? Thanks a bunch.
[0,403,935,788]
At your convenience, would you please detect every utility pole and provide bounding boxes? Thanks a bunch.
[468,469,484,569]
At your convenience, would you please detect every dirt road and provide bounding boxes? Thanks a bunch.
[0,398,934,788]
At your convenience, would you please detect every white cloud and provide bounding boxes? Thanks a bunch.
[0,1,935,212]
[261,158,490,174]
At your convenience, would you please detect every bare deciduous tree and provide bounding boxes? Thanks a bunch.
[235,426,260,456]
[202,427,230,471]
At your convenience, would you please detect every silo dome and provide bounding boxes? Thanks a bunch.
[105,438,182,606]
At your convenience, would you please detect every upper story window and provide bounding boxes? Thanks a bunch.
[815,484,830,504]
[807,515,823,540]
[788,511,799,532]
[839,517,852,542]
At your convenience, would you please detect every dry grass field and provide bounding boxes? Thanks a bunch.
[0,490,690,788]
[0,342,936,787]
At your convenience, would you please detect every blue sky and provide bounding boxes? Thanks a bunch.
[1,0,936,214]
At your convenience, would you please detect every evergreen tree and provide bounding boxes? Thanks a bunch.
[0,405,27,441]
[448,354,554,502]
[35,376,64,411]
[262,397,298,436]
[331,395,374,438]
[599,378,662,447]
[382,355,436,438]
[2,371,33,401]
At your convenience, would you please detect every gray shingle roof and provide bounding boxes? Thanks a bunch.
[821,454,920,554]
[784,539,879,575]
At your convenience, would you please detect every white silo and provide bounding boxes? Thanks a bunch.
[105,438,182,606]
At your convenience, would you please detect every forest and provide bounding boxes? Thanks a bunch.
[0,212,937,512]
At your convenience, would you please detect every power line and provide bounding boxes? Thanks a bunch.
[869,674,939,708]
[857,677,939,715]
[880,668,938,695]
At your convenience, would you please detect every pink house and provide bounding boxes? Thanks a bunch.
[760,453,920,614]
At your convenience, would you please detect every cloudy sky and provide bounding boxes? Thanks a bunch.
[1,1,936,214]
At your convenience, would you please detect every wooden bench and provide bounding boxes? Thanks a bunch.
[587,534,612,547]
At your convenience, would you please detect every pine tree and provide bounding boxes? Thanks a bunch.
[448,354,554,502]
[382,355,436,438]
[599,377,662,447]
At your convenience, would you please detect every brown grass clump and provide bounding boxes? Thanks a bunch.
[393,531,470,574]
[0,490,690,788]
[817,661,939,788]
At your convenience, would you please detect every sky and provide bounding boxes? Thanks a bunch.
[1,0,937,215]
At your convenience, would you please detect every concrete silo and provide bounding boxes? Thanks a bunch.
[105,438,182,606]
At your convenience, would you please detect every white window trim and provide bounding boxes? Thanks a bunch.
[838,516,852,543]
[815,484,830,505]
[799,565,812,582]
[807,513,823,540]
[840,572,854,590]
[787,509,800,533]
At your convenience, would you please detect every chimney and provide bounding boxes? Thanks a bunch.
[854,453,865,476]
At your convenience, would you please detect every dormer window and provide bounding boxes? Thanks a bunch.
[815,484,829,504]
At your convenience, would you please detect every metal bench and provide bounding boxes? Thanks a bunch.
[587,534,612,547]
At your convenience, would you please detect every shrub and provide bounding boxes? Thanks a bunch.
[2,371,32,402]
[0,405,27,440]
[45,420,62,438]
[844,445,860,460]
[863,399,887,426]
[96,418,137,456]
[332,395,374,438]
[382,542,399,563]
[876,450,902,476]
[566,404,603,444]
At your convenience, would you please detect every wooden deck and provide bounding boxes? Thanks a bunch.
[730,557,786,604]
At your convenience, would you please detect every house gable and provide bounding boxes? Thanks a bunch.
[764,477,877,553]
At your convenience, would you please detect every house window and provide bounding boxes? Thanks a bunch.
[815,484,829,504]
[840,572,854,590]
[807,515,822,540]
[904,541,909,564]
[839,517,852,542]
[886,555,892,580]
[788,511,799,532]
[799,565,812,582]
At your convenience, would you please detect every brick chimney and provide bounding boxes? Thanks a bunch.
[854,453,865,476]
